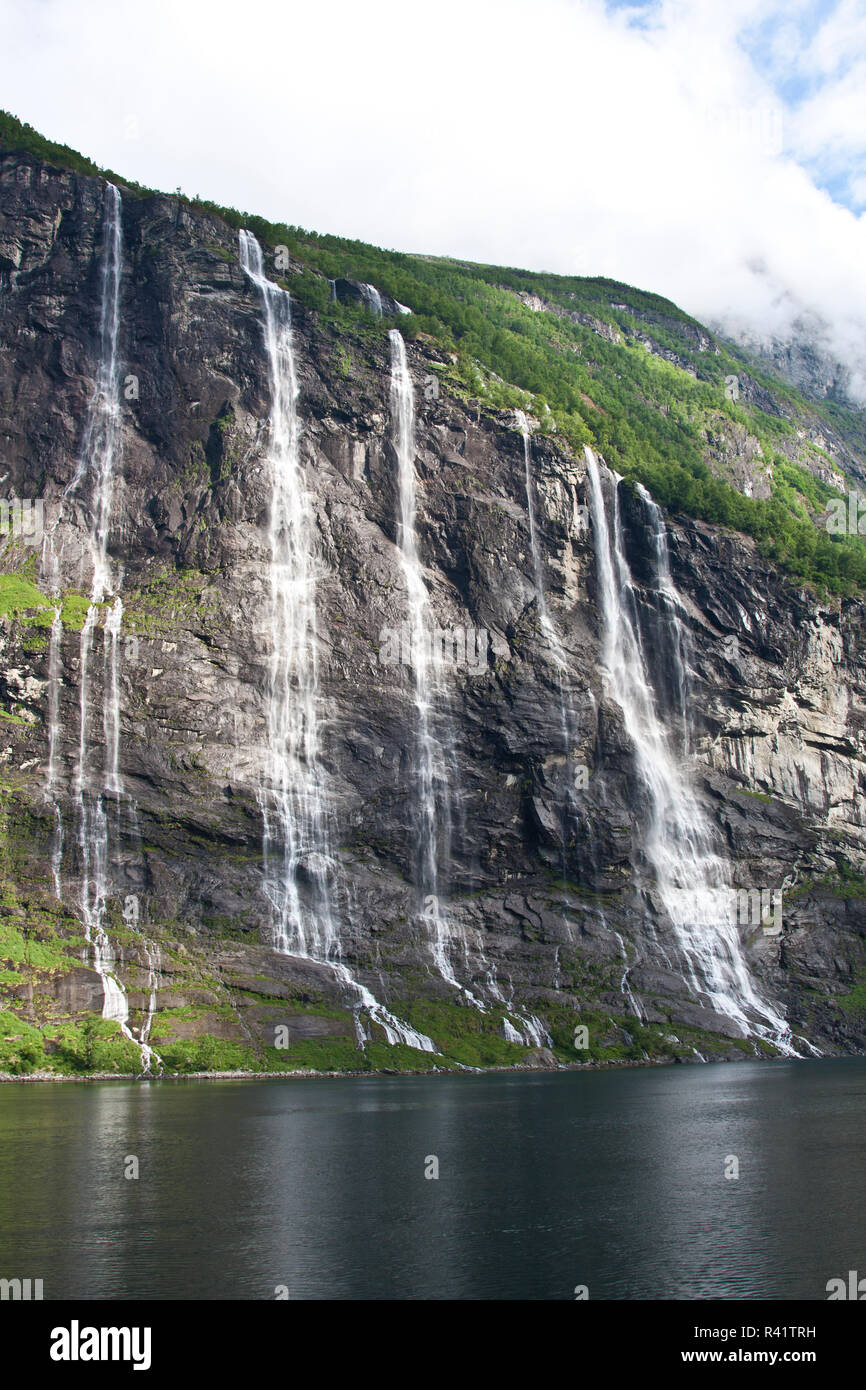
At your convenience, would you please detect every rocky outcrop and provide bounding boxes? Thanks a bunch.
[0,151,865,1072]
[333,277,406,317]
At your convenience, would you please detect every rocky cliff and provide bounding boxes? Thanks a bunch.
[1,150,865,1075]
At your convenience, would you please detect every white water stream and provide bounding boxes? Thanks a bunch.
[584,446,799,1054]
[44,185,160,1070]
[240,236,434,1053]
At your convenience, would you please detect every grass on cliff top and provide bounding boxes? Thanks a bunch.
[3,108,866,596]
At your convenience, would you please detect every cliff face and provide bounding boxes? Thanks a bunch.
[1,152,865,1074]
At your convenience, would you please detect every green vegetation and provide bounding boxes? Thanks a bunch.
[60,593,91,630]
[542,1004,760,1063]
[123,563,220,637]
[0,1011,47,1073]
[3,107,866,594]
[0,574,50,619]
[835,970,866,1016]
[0,574,100,635]
[0,111,104,180]
[395,998,529,1067]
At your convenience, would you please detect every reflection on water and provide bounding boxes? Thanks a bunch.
[1,1059,864,1300]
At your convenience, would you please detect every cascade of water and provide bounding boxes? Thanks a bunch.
[516,412,569,675]
[39,185,160,1071]
[46,605,64,899]
[362,284,383,317]
[584,446,799,1053]
[388,329,461,988]
[64,188,123,509]
[636,483,690,746]
[511,1009,551,1047]
[614,930,645,1021]
[137,939,162,1073]
[58,186,158,1066]
[502,1018,524,1045]
[239,228,334,961]
[516,410,590,963]
[494,971,552,1048]
[239,236,434,1052]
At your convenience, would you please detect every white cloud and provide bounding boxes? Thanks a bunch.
[0,0,864,399]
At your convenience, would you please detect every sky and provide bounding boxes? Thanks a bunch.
[1,0,865,397]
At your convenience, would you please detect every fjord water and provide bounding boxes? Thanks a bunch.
[2,1060,864,1301]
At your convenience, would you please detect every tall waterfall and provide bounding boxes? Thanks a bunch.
[53,184,159,1068]
[516,412,569,677]
[389,329,459,987]
[46,605,64,899]
[239,238,434,1053]
[584,446,797,1052]
[390,348,546,1042]
[638,483,690,747]
[516,413,583,1023]
[516,411,579,802]
[239,228,334,961]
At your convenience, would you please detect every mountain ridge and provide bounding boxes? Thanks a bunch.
[2,108,866,598]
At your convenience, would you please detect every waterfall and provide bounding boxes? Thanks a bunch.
[516,410,588,978]
[239,236,434,1053]
[388,329,461,988]
[43,184,158,1072]
[70,186,132,1045]
[516,412,580,799]
[362,283,383,317]
[614,931,645,1022]
[46,606,64,899]
[636,483,690,747]
[516,412,568,675]
[63,187,123,509]
[239,228,335,961]
[584,446,799,1053]
[138,939,161,1074]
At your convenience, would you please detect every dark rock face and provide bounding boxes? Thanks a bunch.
[332,276,406,318]
[1,152,865,1069]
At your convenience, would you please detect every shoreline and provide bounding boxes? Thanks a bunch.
[0,1054,808,1084]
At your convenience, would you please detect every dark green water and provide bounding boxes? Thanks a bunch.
[1,1058,864,1300]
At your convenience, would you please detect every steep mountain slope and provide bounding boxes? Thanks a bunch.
[0,115,865,1075]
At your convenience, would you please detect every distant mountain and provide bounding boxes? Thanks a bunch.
[714,310,866,411]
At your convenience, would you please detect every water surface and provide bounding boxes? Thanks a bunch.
[1,1059,863,1299]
